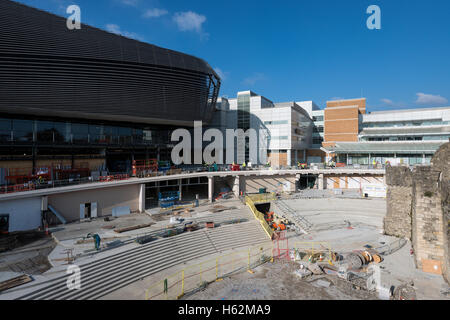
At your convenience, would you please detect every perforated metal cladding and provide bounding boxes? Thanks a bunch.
[0,0,220,125]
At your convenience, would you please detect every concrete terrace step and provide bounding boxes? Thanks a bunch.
[14,220,269,300]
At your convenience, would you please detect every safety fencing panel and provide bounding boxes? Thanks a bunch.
[292,241,334,263]
[245,195,274,239]
[145,243,273,300]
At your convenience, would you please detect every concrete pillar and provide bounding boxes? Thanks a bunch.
[232,175,240,197]
[318,174,324,190]
[178,179,182,201]
[303,149,306,162]
[156,181,160,199]
[287,150,292,167]
[139,184,145,213]
[295,173,301,192]
[208,176,214,203]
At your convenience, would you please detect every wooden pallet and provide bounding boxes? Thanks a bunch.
[114,223,155,233]
[0,275,33,292]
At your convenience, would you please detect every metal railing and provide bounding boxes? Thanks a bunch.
[0,174,130,194]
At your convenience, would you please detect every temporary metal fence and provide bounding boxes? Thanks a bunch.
[145,242,274,300]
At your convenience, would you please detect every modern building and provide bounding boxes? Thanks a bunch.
[323,104,450,166]
[214,91,314,166]
[0,0,220,184]
[323,98,366,147]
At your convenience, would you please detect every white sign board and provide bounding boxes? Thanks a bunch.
[362,184,387,198]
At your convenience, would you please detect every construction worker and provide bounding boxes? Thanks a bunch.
[87,233,101,251]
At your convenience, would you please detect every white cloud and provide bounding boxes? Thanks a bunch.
[242,73,266,86]
[173,11,206,33]
[214,68,228,81]
[415,93,448,106]
[143,8,168,18]
[105,24,144,41]
[380,98,407,108]
[120,0,139,6]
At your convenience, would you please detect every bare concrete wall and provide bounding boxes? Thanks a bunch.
[48,184,140,222]
[325,175,385,189]
[0,197,42,232]
[245,175,296,193]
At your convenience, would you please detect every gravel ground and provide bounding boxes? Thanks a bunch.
[186,260,379,300]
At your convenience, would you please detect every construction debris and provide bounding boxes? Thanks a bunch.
[0,274,33,292]
[293,268,312,279]
[393,284,416,300]
[113,223,154,233]
[135,235,156,245]
[205,222,215,229]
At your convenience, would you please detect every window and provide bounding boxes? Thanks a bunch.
[313,126,324,133]
[53,122,71,143]
[0,118,12,142]
[118,127,132,144]
[36,121,54,143]
[133,128,144,144]
[13,119,33,143]
[89,124,104,144]
[313,137,323,145]
[72,123,89,144]
[313,116,324,122]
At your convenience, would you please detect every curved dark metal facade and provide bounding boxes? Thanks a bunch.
[0,0,220,126]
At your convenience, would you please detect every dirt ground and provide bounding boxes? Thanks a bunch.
[0,237,56,277]
[186,260,379,300]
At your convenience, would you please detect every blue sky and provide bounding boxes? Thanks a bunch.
[15,0,450,111]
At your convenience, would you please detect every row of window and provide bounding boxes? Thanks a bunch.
[364,135,450,142]
[313,137,324,145]
[313,126,324,133]
[268,136,289,140]
[264,120,289,125]
[363,120,449,128]
[0,118,171,145]
[312,116,324,122]
[347,154,432,165]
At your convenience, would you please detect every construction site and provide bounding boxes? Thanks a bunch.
[0,144,448,300]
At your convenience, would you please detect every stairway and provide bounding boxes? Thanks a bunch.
[12,220,269,300]
[274,200,313,234]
